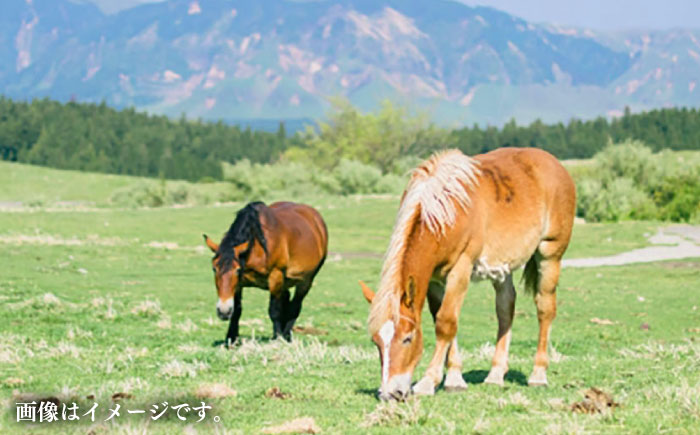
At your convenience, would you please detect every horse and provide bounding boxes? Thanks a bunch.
[203,201,328,346]
[359,147,575,400]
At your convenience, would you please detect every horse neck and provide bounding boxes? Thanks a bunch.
[400,228,440,317]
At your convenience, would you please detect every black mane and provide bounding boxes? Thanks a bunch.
[216,201,268,275]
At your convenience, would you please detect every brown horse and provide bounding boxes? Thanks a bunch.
[204,201,328,345]
[360,148,575,400]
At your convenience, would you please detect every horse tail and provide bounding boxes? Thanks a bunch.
[523,254,540,295]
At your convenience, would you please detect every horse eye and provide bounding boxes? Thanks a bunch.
[402,335,413,345]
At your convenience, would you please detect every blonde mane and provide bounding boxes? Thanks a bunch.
[368,149,480,335]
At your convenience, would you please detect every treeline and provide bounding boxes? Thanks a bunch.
[451,107,700,159]
[1,96,700,181]
[0,97,289,180]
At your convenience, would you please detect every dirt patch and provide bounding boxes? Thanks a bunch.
[319,302,346,308]
[265,387,291,400]
[111,392,133,401]
[261,417,320,434]
[590,318,616,326]
[195,383,237,399]
[3,378,24,387]
[659,261,700,269]
[571,387,619,414]
[293,326,328,336]
[0,234,123,247]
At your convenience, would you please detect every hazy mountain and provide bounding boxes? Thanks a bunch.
[2,0,698,125]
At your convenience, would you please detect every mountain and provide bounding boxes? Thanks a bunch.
[1,0,698,126]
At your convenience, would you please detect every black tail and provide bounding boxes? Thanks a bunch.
[523,254,540,295]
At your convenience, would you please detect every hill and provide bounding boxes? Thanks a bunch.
[3,0,698,124]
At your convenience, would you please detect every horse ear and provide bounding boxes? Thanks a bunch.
[203,234,218,253]
[359,280,375,304]
[402,276,416,309]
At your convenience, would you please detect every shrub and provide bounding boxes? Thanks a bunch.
[223,159,326,199]
[594,139,658,186]
[574,141,700,222]
[577,177,656,222]
[375,173,406,194]
[653,172,700,222]
[334,159,383,195]
[110,180,211,208]
[222,158,406,198]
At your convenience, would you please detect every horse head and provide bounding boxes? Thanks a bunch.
[204,234,249,321]
[361,279,423,401]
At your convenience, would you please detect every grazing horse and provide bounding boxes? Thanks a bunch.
[204,201,328,345]
[360,148,575,400]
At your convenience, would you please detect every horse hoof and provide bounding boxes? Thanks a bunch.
[484,376,505,387]
[484,367,506,387]
[443,370,468,392]
[528,368,548,387]
[412,377,435,396]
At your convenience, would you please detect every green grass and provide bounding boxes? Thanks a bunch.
[1,163,699,433]
[0,161,233,207]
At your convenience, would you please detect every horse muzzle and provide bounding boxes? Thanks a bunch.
[378,373,412,401]
[216,298,234,320]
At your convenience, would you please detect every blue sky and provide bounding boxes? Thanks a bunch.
[461,0,700,30]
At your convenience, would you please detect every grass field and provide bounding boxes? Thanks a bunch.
[1,163,699,434]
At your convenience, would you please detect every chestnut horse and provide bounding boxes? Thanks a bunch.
[360,148,575,400]
[204,201,327,346]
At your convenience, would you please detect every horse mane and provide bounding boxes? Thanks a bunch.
[368,149,480,335]
[216,201,268,275]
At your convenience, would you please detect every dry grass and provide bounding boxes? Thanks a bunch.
[361,397,426,428]
[130,299,163,317]
[194,383,237,399]
[231,337,373,370]
[0,233,123,246]
[261,417,321,434]
[158,359,209,379]
[176,318,199,334]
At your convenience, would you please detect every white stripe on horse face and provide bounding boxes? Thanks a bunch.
[379,320,395,386]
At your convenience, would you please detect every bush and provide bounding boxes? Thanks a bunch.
[334,159,383,195]
[577,177,656,222]
[574,141,700,222]
[223,159,327,199]
[222,158,406,198]
[285,99,450,172]
[653,172,700,222]
[110,180,211,208]
[594,139,657,186]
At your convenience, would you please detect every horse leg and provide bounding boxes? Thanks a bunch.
[423,280,467,392]
[267,269,287,340]
[268,290,290,340]
[443,338,468,392]
[529,252,561,387]
[484,274,516,387]
[225,289,243,348]
[281,278,312,342]
[413,257,472,396]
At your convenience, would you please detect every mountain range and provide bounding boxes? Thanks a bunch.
[2,0,699,126]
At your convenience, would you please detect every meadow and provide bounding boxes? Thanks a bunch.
[0,162,698,434]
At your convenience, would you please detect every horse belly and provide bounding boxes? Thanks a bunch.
[471,225,542,283]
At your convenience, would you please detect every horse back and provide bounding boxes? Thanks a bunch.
[264,202,328,277]
[467,148,576,268]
